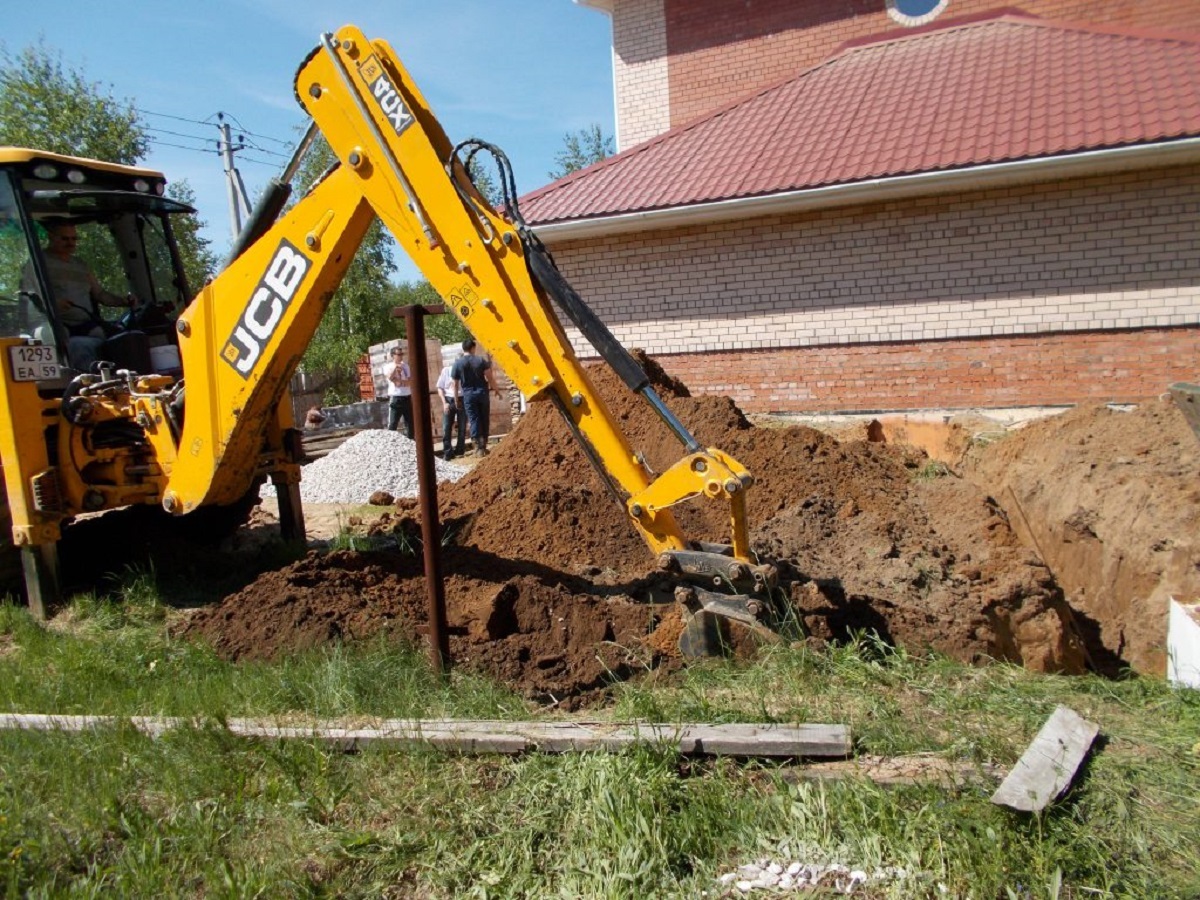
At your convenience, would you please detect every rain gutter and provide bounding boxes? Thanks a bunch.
[530,137,1200,241]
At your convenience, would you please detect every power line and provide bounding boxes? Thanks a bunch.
[235,155,286,168]
[137,106,296,150]
[218,112,294,147]
[146,137,217,155]
[134,106,211,128]
[145,124,215,144]
[237,139,291,160]
[144,126,290,160]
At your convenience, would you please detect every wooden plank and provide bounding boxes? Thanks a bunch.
[301,427,361,460]
[991,705,1099,812]
[0,714,849,758]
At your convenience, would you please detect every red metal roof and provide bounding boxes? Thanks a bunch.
[520,11,1200,226]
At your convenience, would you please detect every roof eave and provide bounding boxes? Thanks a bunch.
[531,138,1200,241]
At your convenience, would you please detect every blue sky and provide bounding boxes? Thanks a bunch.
[4,1,614,281]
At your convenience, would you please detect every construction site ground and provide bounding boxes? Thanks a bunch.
[169,354,1198,708]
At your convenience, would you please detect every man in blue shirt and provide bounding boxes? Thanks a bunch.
[450,338,502,456]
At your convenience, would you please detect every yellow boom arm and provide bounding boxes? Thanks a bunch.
[165,25,754,559]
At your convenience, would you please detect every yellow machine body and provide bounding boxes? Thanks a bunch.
[0,25,761,623]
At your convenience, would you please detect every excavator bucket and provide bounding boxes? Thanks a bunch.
[675,584,785,658]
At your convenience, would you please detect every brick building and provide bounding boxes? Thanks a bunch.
[519,1,1200,413]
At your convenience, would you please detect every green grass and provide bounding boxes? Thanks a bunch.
[1,577,1198,898]
[913,460,953,481]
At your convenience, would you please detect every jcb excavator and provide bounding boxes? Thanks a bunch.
[0,25,776,652]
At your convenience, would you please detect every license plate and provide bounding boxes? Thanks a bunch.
[8,344,60,382]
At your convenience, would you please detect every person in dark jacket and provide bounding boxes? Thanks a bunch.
[450,338,501,456]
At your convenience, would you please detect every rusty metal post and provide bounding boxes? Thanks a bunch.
[398,304,451,675]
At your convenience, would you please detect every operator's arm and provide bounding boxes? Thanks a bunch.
[86,270,134,309]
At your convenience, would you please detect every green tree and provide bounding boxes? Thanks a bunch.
[466,156,501,208]
[302,214,401,403]
[548,124,613,180]
[166,180,217,297]
[0,42,147,163]
[397,279,467,348]
[0,42,214,301]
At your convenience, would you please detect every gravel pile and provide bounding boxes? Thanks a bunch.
[262,429,466,503]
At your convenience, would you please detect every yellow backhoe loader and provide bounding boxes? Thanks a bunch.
[0,25,776,652]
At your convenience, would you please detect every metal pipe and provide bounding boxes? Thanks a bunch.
[638,386,702,455]
[402,304,451,676]
[280,121,320,186]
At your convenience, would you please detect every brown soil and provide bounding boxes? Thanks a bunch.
[963,399,1200,676]
[177,354,1199,704]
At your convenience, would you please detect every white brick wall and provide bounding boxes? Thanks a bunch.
[612,0,670,150]
[546,166,1200,355]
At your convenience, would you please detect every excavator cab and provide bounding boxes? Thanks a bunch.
[0,150,202,614]
[0,149,192,376]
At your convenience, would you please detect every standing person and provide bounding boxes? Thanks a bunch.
[383,345,414,438]
[451,337,502,457]
[435,359,466,460]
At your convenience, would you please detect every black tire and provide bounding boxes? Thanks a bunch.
[160,481,263,543]
[0,475,24,599]
[56,480,265,591]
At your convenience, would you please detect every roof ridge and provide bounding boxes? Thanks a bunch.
[836,7,1036,53]
[836,7,1200,55]
[1007,12,1200,45]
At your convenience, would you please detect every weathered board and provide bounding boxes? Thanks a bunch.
[0,715,850,758]
[990,705,1100,812]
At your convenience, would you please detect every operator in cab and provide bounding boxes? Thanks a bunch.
[22,218,136,372]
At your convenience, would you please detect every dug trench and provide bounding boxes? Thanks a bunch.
[164,353,1199,706]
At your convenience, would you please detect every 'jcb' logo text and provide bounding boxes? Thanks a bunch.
[222,240,309,378]
[360,55,414,136]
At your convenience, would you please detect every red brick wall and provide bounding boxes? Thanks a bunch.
[655,327,1200,413]
[665,0,1200,128]
[356,354,374,401]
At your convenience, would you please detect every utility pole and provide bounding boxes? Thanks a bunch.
[215,112,252,240]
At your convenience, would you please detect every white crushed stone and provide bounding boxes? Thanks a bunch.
[261,429,466,504]
[714,858,910,895]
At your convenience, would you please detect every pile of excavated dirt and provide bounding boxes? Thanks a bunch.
[963,398,1200,677]
[179,353,1124,705]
